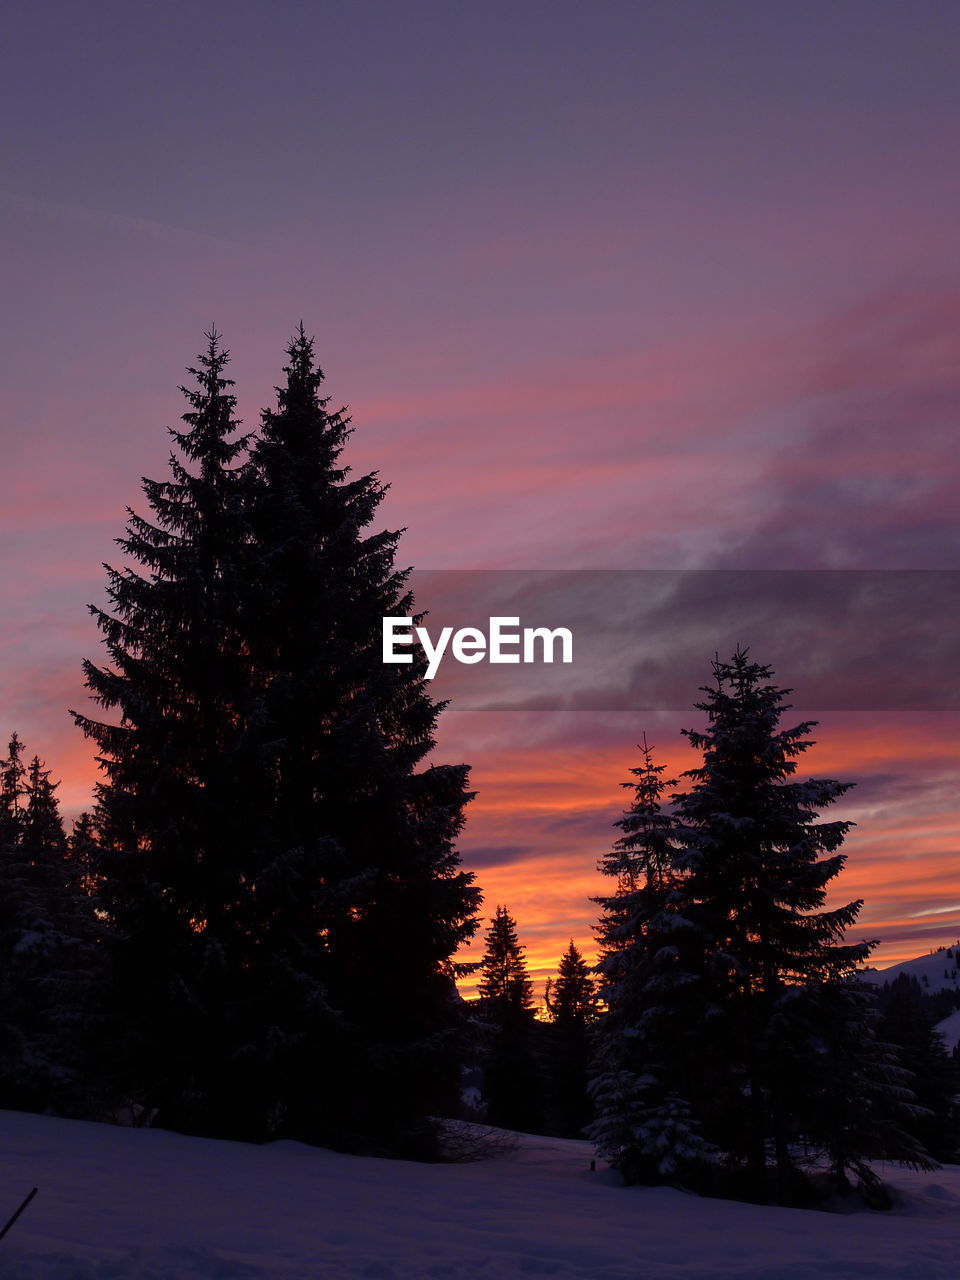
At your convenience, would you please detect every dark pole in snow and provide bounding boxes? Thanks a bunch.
[0,1187,38,1241]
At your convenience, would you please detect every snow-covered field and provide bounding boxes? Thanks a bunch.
[859,941,960,1050]
[935,1006,960,1053]
[861,944,960,996]
[0,1112,959,1279]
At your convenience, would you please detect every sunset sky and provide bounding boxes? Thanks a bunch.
[4,1,960,994]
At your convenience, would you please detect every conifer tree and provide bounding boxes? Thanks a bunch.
[73,332,257,1132]
[236,327,480,1153]
[0,737,99,1114]
[669,649,931,1198]
[478,905,534,1011]
[76,328,480,1153]
[796,978,933,1201]
[588,655,934,1201]
[0,733,26,849]
[68,812,100,898]
[543,941,598,1136]
[477,905,541,1131]
[588,737,715,1184]
[545,941,599,1024]
[875,976,960,1163]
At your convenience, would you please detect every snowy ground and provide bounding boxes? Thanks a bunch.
[861,944,960,996]
[934,1007,960,1053]
[1,1111,959,1279]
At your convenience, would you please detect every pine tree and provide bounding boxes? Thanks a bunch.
[76,328,480,1153]
[542,941,599,1136]
[478,905,534,1011]
[870,976,958,1163]
[588,737,715,1184]
[68,812,100,898]
[545,941,599,1023]
[670,649,933,1199]
[588,655,934,1202]
[234,327,480,1153]
[794,978,933,1203]
[0,733,26,849]
[73,331,258,1133]
[477,906,541,1132]
[0,738,99,1115]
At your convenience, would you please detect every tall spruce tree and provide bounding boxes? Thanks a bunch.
[589,655,934,1202]
[234,326,480,1153]
[73,332,258,1133]
[671,650,933,1199]
[75,328,480,1154]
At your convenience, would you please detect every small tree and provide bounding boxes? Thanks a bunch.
[0,738,99,1115]
[477,906,541,1132]
[68,812,101,898]
[543,940,599,1136]
[588,736,715,1184]
[0,733,26,848]
[478,905,534,1011]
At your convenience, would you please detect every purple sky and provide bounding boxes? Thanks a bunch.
[3,1,960,984]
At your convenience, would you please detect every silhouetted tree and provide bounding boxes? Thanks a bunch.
[589,737,715,1184]
[0,736,99,1115]
[670,651,932,1199]
[542,940,599,1136]
[478,905,541,1131]
[68,812,101,898]
[873,975,959,1163]
[75,329,480,1155]
[74,332,263,1133]
[0,733,26,849]
[235,327,480,1153]
[589,655,934,1203]
[478,905,534,1010]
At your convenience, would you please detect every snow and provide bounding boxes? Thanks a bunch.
[1,1111,959,1278]
[860,944,960,995]
[857,943,960,1052]
[934,1007,960,1053]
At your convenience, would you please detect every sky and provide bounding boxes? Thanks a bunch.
[3,0,960,993]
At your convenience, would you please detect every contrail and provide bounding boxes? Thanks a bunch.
[0,188,240,251]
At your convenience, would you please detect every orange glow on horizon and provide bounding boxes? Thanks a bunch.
[453,713,960,999]
[11,700,960,1003]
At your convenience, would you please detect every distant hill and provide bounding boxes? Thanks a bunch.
[860,942,960,1052]
[860,942,960,995]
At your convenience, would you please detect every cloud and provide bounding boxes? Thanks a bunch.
[410,568,960,712]
[459,843,530,870]
[712,285,960,570]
